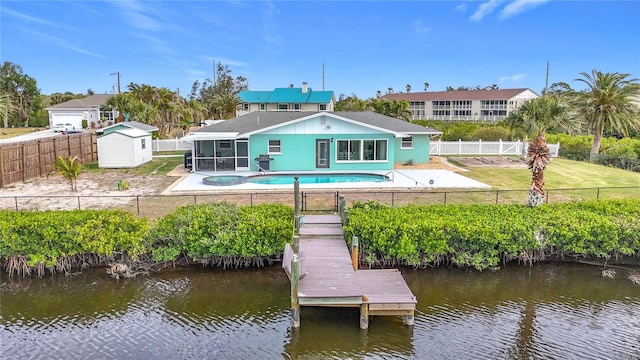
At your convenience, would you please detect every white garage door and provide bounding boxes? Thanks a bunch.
[51,113,84,129]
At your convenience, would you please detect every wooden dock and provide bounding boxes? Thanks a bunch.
[283,214,417,329]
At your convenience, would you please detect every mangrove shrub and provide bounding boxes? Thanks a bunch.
[344,199,640,271]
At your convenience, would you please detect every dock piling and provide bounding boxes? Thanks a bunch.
[291,254,300,328]
[351,236,359,271]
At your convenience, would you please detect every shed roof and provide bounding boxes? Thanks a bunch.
[97,121,158,134]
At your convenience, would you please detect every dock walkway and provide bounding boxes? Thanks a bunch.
[284,214,417,329]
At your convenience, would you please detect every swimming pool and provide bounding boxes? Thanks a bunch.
[247,173,390,185]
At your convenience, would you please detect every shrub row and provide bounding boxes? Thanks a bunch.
[0,202,293,276]
[343,199,640,271]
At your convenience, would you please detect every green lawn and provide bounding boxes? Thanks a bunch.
[82,153,185,176]
[463,158,640,190]
[0,127,46,139]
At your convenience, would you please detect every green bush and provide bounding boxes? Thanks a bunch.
[148,202,293,262]
[344,199,640,271]
[0,209,149,274]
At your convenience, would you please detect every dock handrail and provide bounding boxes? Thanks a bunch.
[384,171,394,182]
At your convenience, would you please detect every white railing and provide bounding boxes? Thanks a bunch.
[154,138,560,158]
[430,140,560,157]
[411,115,507,122]
[152,138,191,152]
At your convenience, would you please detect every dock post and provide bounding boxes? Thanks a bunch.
[351,236,359,271]
[292,234,300,255]
[291,254,300,328]
[403,314,415,326]
[360,303,369,329]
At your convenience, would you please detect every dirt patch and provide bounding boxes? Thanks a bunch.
[0,167,181,211]
[394,156,467,172]
[450,157,528,168]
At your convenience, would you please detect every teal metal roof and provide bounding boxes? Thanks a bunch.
[238,88,334,104]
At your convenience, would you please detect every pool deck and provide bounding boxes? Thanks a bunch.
[163,169,490,194]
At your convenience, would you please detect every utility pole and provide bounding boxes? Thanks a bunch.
[110,72,121,94]
[322,63,325,91]
[544,61,549,95]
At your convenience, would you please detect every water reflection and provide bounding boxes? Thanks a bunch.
[1,263,639,359]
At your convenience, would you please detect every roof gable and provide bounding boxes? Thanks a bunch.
[380,88,539,102]
[194,111,441,137]
[47,94,113,109]
[239,88,334,104]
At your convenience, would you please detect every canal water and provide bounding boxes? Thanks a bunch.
[1,263,638,359]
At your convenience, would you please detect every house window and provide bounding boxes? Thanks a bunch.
[336,139,387,162]
[268,139,281,153]
[260,103,266,111]
[293,103,301,110]
[141,138,146,149]
[319,104,327,111]
[278,103,288,110]
[401,136,413,149]
[242,103,249,111]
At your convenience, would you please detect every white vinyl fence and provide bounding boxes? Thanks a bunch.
[152,138,191,152]
[430,140,560,157]
[154,138,560,158]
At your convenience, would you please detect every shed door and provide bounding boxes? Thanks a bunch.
[316,139,330,168]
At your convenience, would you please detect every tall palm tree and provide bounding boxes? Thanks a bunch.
[574,69,640,161]
[506,95,580,206]
[212,92,241,119]
[406,84,411,93]
[0,93,16,128]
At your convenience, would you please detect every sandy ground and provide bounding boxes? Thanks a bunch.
[0,169,180,210]
[0,156,495,210]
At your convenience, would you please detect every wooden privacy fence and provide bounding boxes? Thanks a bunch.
[0,133,98,188]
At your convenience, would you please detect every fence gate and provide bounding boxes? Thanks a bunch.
[301,191,340,212]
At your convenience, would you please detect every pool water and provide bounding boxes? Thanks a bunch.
[247,173,389,185]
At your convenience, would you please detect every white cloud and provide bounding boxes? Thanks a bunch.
[470,0,504,21]
[262,1,286,53]
[499,73,527,83]
[19,27,104,58]
[2,7,74,30]
[455,3,467,12]
[110,0,162,32]
[412,19,431,34]
[500,0,550,20]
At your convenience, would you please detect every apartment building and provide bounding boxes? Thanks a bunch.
[237,82,335,117]
[380,88,539,121]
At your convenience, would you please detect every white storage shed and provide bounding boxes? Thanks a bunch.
[97,128,153,168]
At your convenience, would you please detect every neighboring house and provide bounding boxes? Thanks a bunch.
[237,82,335,117]
[183,111,441,173]
[96,121,157,168]
[380,88,539,121]
[46,94,115,129]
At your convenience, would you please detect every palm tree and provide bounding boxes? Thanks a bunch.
[406,84,411,93]
[424,82,429,91]
[0,93,16,128]
[506,95,580,206]
[54,156,82,191]
[212,92,241,119]
[574,69,640,161]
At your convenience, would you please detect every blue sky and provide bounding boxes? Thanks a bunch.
[2,1,639,98]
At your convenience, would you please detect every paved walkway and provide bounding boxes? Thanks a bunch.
[164,169,489,193]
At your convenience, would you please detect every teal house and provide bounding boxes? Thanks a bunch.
[237,82,335,116]
[185,111,441,172]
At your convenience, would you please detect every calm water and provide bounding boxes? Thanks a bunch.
[1,263,639,359]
